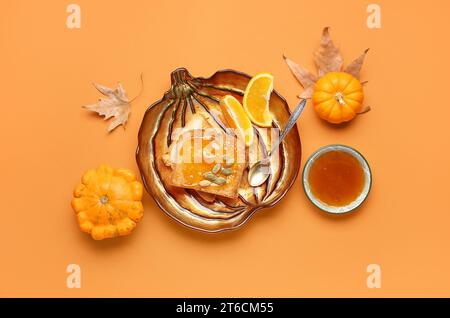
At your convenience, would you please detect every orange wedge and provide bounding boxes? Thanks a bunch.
[242,73,274,127]
[219,95,254,147]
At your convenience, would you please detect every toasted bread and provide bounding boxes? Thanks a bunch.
[163,112,246,198]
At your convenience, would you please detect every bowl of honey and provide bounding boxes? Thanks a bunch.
[302,144,372,214]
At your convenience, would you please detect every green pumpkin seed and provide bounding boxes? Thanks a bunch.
[199,180,211,187]
[204,172,217,182]
[214,177,227,185]
[212,163,222,174]
[222,168,233,176]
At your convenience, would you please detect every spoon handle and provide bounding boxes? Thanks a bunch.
[269,99,307,155]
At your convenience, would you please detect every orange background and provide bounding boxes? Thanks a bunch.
[1,0,449,297]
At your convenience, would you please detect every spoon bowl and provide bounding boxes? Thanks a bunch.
[248,158,271,187]
[248,99,307,187]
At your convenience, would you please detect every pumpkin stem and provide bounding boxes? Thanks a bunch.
[335,92,346,106]
[99,195,109,204]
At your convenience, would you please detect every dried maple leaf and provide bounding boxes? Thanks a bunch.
[314,27,343,76]
[345,48,369,80]
[284,27,369,101]
[83,82,131,132]
[283,55,317,99]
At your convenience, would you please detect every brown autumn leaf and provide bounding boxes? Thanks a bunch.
[83,83,130,132]
[283,54,317,98]
[283,27,369,102]
[314,27,343,76]
[345,48,369,79]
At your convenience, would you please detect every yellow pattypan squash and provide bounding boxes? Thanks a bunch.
[71,164,144,240]
[312,72,364,124]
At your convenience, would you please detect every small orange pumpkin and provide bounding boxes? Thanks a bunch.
[312,72,364,124]
[71,165,144,240]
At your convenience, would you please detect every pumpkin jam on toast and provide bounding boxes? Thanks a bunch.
[162,112,246,198]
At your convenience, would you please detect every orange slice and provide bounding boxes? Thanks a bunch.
[242,73,274,127]
[220,95,254,147]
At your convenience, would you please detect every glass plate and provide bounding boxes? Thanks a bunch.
[136,68,301,232]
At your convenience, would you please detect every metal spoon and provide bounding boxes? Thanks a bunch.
[248,99,307,187]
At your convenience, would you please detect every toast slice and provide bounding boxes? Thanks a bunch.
[163,112,246,198]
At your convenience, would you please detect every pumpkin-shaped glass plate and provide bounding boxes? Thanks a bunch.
[136,68,301,233]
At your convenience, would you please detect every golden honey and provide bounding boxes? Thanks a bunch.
[308,150,365,206]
